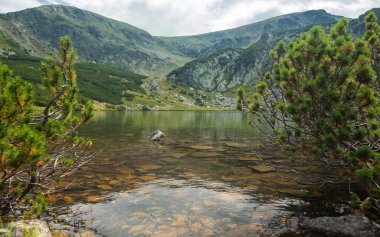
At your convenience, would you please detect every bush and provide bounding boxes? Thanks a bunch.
[239,14,380,215]
[116,105,126,111]
[141,105,150,111]
[0,36,94,216]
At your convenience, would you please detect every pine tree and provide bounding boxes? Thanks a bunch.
[239,15,380,215]
[0,36,94,216]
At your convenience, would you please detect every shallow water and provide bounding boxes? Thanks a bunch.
[51,111,349,236]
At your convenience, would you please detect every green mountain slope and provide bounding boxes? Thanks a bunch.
[1,5,378,108]
[0,5,189,76]
[1,54,147,104]
[167,8,380,92]
[0,5,343,77]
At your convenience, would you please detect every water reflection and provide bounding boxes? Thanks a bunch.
[52,111,349,236]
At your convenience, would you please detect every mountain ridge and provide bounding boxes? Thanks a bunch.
[0,5,345,75]
[0,5,379,109]
[167,8,380,92]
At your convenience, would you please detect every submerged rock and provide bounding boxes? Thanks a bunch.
[300,214,380,237]
[190,145,214,150]
[225,142,249,148]
[75,231,97,237]
[150,130,166,142]
[250,165,275,172]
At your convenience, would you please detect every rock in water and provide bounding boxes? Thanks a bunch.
[300,214,380,237]
[150,130,166,142]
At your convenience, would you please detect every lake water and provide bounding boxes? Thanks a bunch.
[50,111,349,236]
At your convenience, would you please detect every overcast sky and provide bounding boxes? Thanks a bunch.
[0,0,379,36]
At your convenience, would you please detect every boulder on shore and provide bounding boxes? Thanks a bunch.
[150,130,166,142]
[6,220,52,237]
[300,214,380,237]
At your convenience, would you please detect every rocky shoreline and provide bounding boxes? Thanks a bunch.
[2,214,379,237]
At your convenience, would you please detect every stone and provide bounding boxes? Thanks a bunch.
[155,230,177,237]
[136,164,162,170]
[97,184,112,190]
[203,200,215,206]
[170,152,188,158]
[86,196,104,202]
[227,223,238,229]
[45,195,58,204]
[232,166,253,175]
[139,175,156,181]
[75,231,96,237]
[109,180,121,185]
[171,215,187,227]
[250,165,275,172]
[225,142,249,148]
[239,156,260,161]
[191,223,202,232]
[122,174,137,180]
[226,223,266,237]
[150,130,166,142]
[176,227,189,235]
[190,152,220,157]
[190,145,214,150]
[63,196,74,205]
[300,214,380,237]
[129,224,145,234]
[7,220,52,237]
[131,211,147,218]
[53,231,70,237]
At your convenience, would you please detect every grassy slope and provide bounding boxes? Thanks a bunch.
[0,5,190,76]
[1,54,147,105]
[0,52,229,110]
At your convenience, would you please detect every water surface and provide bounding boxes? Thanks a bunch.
[51,111,349,236]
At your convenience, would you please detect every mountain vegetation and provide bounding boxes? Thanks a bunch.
[1,54,147,105]
[160,9,341,58]
[0,36,94,216]
[169,9,380,93]
[0,5,379,109]
[238,13,380,217]
[0,6,341,77]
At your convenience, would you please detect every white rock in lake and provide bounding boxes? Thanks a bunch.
[150,130,166,142]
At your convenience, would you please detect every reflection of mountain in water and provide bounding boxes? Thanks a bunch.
[83,111,256,144]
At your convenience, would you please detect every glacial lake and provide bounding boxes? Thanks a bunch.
[50,111,349,236]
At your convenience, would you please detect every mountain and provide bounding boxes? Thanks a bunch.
[0,5,341,77]
[0,5,189,75]
[0,5,378,108]
[160,9,341,58]
[1,53,147,105]
[350,8,380,36]
[168,8,380,92]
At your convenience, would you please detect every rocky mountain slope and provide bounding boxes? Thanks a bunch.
[0,5,379,108]
[160,9,341,58]
[0,5,341,76]
[168,8,380,92]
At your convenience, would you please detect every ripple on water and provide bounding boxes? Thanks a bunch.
[51,111,350,236]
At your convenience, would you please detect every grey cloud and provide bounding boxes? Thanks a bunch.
[0,0,379,36]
